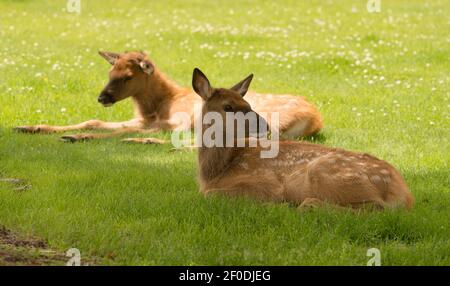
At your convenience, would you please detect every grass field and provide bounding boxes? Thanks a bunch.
[0,0,449,265]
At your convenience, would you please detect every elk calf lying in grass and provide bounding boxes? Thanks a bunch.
[15,51,322,143]
[192,68,414,210]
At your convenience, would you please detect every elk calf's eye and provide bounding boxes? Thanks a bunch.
[224,105,233,112]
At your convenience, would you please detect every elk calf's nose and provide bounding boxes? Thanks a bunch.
[98,92,109,103]
[254,114,269,137]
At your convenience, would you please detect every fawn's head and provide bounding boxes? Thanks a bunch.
[192,68,268,142]
[97,51,154,107]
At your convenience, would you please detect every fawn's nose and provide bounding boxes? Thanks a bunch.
[98,95,106,103]
[98,91,115,105]
[98,91,109,102]
[258,115,269,132]
[256,114,269,137]
[247,110,269,138]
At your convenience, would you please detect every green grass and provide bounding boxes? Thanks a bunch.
[0,0,449,265]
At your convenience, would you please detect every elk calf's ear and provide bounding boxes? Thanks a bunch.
[139,60,154,75]
[98,51,120,65]
[192,68,212,100]
[230,74,253,97]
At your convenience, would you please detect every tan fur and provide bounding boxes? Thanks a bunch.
[200,142,414,210]
[194,70,414,210]
[15,51,322,142]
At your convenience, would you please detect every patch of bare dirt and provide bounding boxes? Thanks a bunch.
[0,226,66,266]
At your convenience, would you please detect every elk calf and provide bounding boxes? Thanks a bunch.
[15,51,322,143]
[193,68,414,210]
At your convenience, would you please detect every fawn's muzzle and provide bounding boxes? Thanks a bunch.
[253,113,269,138]
[240,110,269,138]
[98,91,115,107]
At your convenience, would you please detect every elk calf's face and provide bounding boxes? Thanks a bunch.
[192,68,268,142]
[98,51,154,107]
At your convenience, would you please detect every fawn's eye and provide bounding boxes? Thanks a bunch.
[124,76,132,82]
[224,105,233,112]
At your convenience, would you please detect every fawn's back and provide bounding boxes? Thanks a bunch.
[168,90,322,137]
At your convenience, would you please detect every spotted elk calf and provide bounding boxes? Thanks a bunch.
[15,51,322,143]
[193,68,414,210]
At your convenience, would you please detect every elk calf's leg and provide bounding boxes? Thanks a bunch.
[203,174,285,203]
[298,198,326,209]
[15,119,143,134]
[121,138,166,144]
[60,127,150,143]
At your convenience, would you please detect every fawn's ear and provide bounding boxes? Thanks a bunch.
[98,51,120,65]
[139,59,154,75]
[192,68,212,100]
[230,74,253,97]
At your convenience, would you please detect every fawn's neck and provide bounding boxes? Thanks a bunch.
[198,146,242,183]
[132,68,181,120]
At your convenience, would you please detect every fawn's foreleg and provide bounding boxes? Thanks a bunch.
[203,174,285,202]
[60,127,161,143]
[14,119,143,134]
[121,137,166,144]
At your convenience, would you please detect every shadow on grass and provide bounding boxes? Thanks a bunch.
[299,132,327,144]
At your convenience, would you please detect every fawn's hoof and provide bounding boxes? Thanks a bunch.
[121,138,166,144]
[14,126,48,134]
[298,198,324,209]
[60,134,92,143]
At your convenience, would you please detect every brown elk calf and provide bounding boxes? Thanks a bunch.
[15,51,322,143]
[192,68,414,210]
